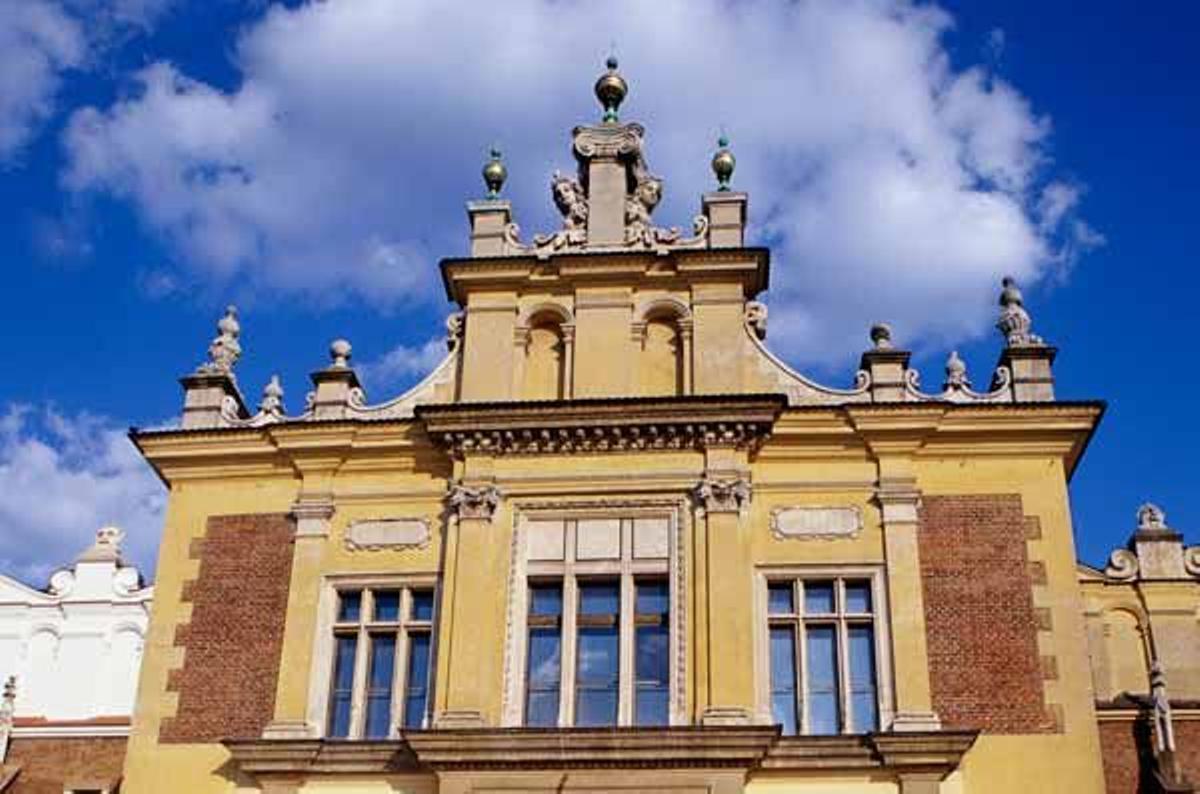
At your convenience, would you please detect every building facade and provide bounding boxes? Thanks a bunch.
[0,527,154,793]
[121,62,1199,794]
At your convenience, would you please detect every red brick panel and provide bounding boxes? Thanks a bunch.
[159,513,295,743]
[1178,720,1200,790]
[917,494,1048,733]
[5,736,126,794]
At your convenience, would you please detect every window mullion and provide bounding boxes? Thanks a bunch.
[349,592,372,739]
[837,611,852,735]
[618,573,634,726]
[796,615,808,735]
[392,588,412,735]
[560,574,578,727]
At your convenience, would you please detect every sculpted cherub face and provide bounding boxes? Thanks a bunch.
[553,177,575,205]
[636,178,661,208]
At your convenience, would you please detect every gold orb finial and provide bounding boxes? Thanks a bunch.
[482,147,507,199]
[711,134,735,191]
[594,56,627,123]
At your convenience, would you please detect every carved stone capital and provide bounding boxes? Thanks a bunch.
[291,497,335,538]
[694,475,751,514]
[876,487,921,525]
[572,121,644,160]
[447,483,503,522]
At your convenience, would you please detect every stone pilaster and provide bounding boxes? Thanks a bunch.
[695,456,755,726]
[434,473,503,729]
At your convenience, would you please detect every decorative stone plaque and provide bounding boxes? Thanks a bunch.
[770,506,861,540]
[345,518,430,551]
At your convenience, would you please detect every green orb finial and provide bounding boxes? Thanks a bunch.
[482,146,506,199]
[711,134,735,191]
[595,57,627,123]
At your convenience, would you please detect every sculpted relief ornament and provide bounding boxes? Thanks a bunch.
[196,305,242,376]
[448,482,503,522]
[694,475,752,515]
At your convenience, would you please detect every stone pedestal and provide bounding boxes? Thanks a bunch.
[860,348,912,403]
[309,363,362,420]
[179,371,247,429]
[702,191,748,248]
[467,199,513,257]
[996,345,1056,402]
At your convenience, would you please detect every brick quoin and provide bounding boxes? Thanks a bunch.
[159,513,294,743]
[917,494,1048,733]
[4,736,126,794]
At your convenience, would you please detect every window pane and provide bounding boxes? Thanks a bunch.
[806,625,840,734]
[579,582,619,615]
[804,582,835,615]
[529,583,563,617]
[636,581,669,615]
[328,635,357,738]
[404,632,431,729]
[576,626,619,726]
[410,590,434,622]
[525,627,561,727]
[364,635,395,738]
[768,583,795,615]
[848,625,878,733]
[338,591,361,623]
[373,590,400,622]
[769,626,798,735]
[635,623,669,725]
[845,581,872,614]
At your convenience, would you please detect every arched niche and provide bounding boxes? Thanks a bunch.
[515,303,574,400]
[633,298,693,397]
[1102,607,1150,696]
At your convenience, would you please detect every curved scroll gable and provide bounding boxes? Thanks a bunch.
[340,345,460,421]
[741,308,872,405]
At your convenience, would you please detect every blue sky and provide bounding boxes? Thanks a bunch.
[1,0,1196,581]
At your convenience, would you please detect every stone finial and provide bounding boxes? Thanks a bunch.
[943,350,970,390]
[330,339,352,369]
[259,375,285,417]
[870,323,894,350]
[76,525,124,564]
[482,147,506,199]
[594,56,627,123]
[1138,502,1169,532]
[711,134,735,191]
[996,276,1044,347]
[198,305,242,375]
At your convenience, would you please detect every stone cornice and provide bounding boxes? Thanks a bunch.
[439,247,770,306]
[224,727,977,778]
[416,395,786,458]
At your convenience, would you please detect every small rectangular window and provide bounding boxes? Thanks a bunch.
[404,632,432,729]
[364,634,395,738]
[373,590,400,622]
[327,634,357,738]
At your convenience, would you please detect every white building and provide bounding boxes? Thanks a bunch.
[0,526,153,731]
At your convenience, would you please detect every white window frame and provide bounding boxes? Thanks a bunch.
[753,565,894,734]
[306,575,439,738]
[501,504,687,727]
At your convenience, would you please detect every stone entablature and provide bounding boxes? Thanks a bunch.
[0,527,153,729]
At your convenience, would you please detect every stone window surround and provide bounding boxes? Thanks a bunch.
[501,501,688,727]
[752,565,895,733]
[305,573,440,739]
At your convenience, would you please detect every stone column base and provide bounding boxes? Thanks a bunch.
[434,709,487,729]
[699,706,753,726]
[890,711,943,732]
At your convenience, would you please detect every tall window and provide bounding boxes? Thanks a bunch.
[767,577,879,735]
[328,586,435,739]
[514,516,675,728]
[524,576,670,727]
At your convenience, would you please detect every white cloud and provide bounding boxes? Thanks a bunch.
[359,337,448,394]
[0,404,164,586]
[61,0,1101,366]
[0,0,85,160]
